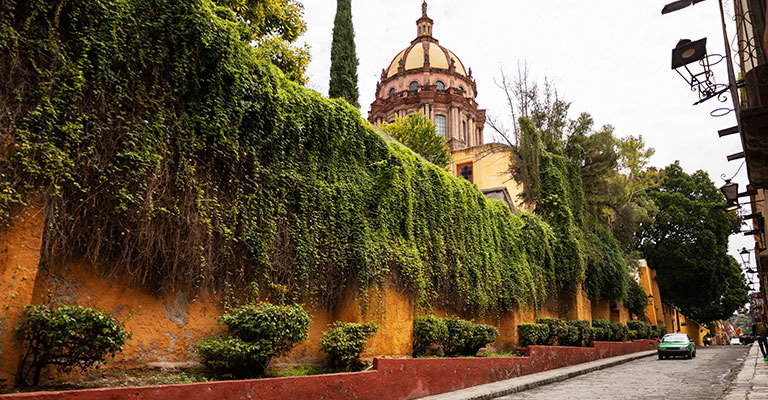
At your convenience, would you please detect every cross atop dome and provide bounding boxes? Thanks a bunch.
[417,1,433,38]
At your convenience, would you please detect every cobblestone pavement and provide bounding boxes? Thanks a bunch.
[495,346,749,400]
[723,343,768,399]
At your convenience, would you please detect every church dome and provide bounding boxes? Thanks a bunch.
[369,1,485,153]
[385,41,468,79]
[381,1,469,80]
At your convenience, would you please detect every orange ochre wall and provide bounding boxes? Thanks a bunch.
[0,206,635,389]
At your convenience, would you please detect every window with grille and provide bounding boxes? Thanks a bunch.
[435,115,446,137]
[458,163,473,183]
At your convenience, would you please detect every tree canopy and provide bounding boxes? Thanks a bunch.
[328,0,360,108]
[380,113,451,167]
[216,0,310,84]
[636,162,749,322]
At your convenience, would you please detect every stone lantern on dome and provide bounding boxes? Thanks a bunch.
[368,1,486,152]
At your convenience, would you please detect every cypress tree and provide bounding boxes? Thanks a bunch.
[329,0,360,108]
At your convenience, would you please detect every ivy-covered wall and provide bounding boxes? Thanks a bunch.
[1,0,565,317]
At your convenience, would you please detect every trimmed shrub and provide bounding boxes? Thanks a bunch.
[591,319,613,341]
[627,320,649,339]
[320,322,378,371]
[465,323,500,356]
[413,316,498,357]
[562,320,591,346]
[443,317,474,356]
[412,315,448,356]
[536,317,567,345]
[16,304,130,386]
[197,303,310,378]
[652,325,667,339]
[611,322,628,342]
[518,323,549,346]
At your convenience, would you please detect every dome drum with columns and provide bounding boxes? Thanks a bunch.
[368,1,486,151]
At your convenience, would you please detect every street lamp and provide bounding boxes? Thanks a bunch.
[720,180,739,203]
[662,0,743,123]
[670,38,730,105]
[740,247,752,265]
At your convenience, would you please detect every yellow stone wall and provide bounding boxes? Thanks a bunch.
[449,143,530,213]
[0,205,45,387]
[0,204,642,390]
[638,261,657,325]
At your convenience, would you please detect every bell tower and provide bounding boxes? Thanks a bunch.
[416,1,433,38]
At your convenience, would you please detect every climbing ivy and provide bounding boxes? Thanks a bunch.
[582,220,629,303]
[0,0,555,316]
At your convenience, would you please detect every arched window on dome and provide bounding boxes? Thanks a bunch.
[409,81,419,91]
[389,87,395,97]
[462,121,467,142]
[435,115,446,137]
[458,86,465,93]
[435,81,445,91]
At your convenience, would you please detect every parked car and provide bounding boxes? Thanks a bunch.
[730,337,743,345]
[658,333,696,359]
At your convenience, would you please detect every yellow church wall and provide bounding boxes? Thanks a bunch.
[0,204,45,387]
[591,300,612,321]
[649,268,664,325]
[638,261,658,325]
[0,204,654,390]
[449,143,530,213]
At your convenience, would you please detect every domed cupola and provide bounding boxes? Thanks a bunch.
[368,1,486,151]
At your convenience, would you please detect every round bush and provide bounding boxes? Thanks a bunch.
[17,304,130,386]
[412,315,448,356]
[320,322,378,370]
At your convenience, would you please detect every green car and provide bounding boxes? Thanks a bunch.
[658,333,696,359]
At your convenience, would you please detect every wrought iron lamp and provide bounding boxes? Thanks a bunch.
[740,247,752,265]
[720,180,739,203]
[662,0,743,120]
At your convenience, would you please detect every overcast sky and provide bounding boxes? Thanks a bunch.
[298,0,756,285]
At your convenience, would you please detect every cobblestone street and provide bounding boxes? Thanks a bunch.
[495,346,749,400]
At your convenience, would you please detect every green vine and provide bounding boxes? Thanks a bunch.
[0,0,556,316]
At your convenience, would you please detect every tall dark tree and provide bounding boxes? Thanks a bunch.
[329,0,359,108]
[636,162,749,322]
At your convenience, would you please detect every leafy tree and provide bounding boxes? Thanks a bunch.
[328,0,359,108]
[625,276,649,319]
[637,162,748,322]
[380,113,450,167]
[17,305,130,386]
[320,322,377,371]
[216,0,310,84]
[196,303,310,378]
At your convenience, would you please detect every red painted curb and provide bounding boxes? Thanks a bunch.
[0,340,658,400]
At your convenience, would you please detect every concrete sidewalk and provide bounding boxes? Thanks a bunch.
[418,350,657,400]
[724,343,768,399]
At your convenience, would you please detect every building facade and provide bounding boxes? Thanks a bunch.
[731,0,768,324]
[368,1,486,152]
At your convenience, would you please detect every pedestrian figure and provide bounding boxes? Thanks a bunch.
[752,321,768,361]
